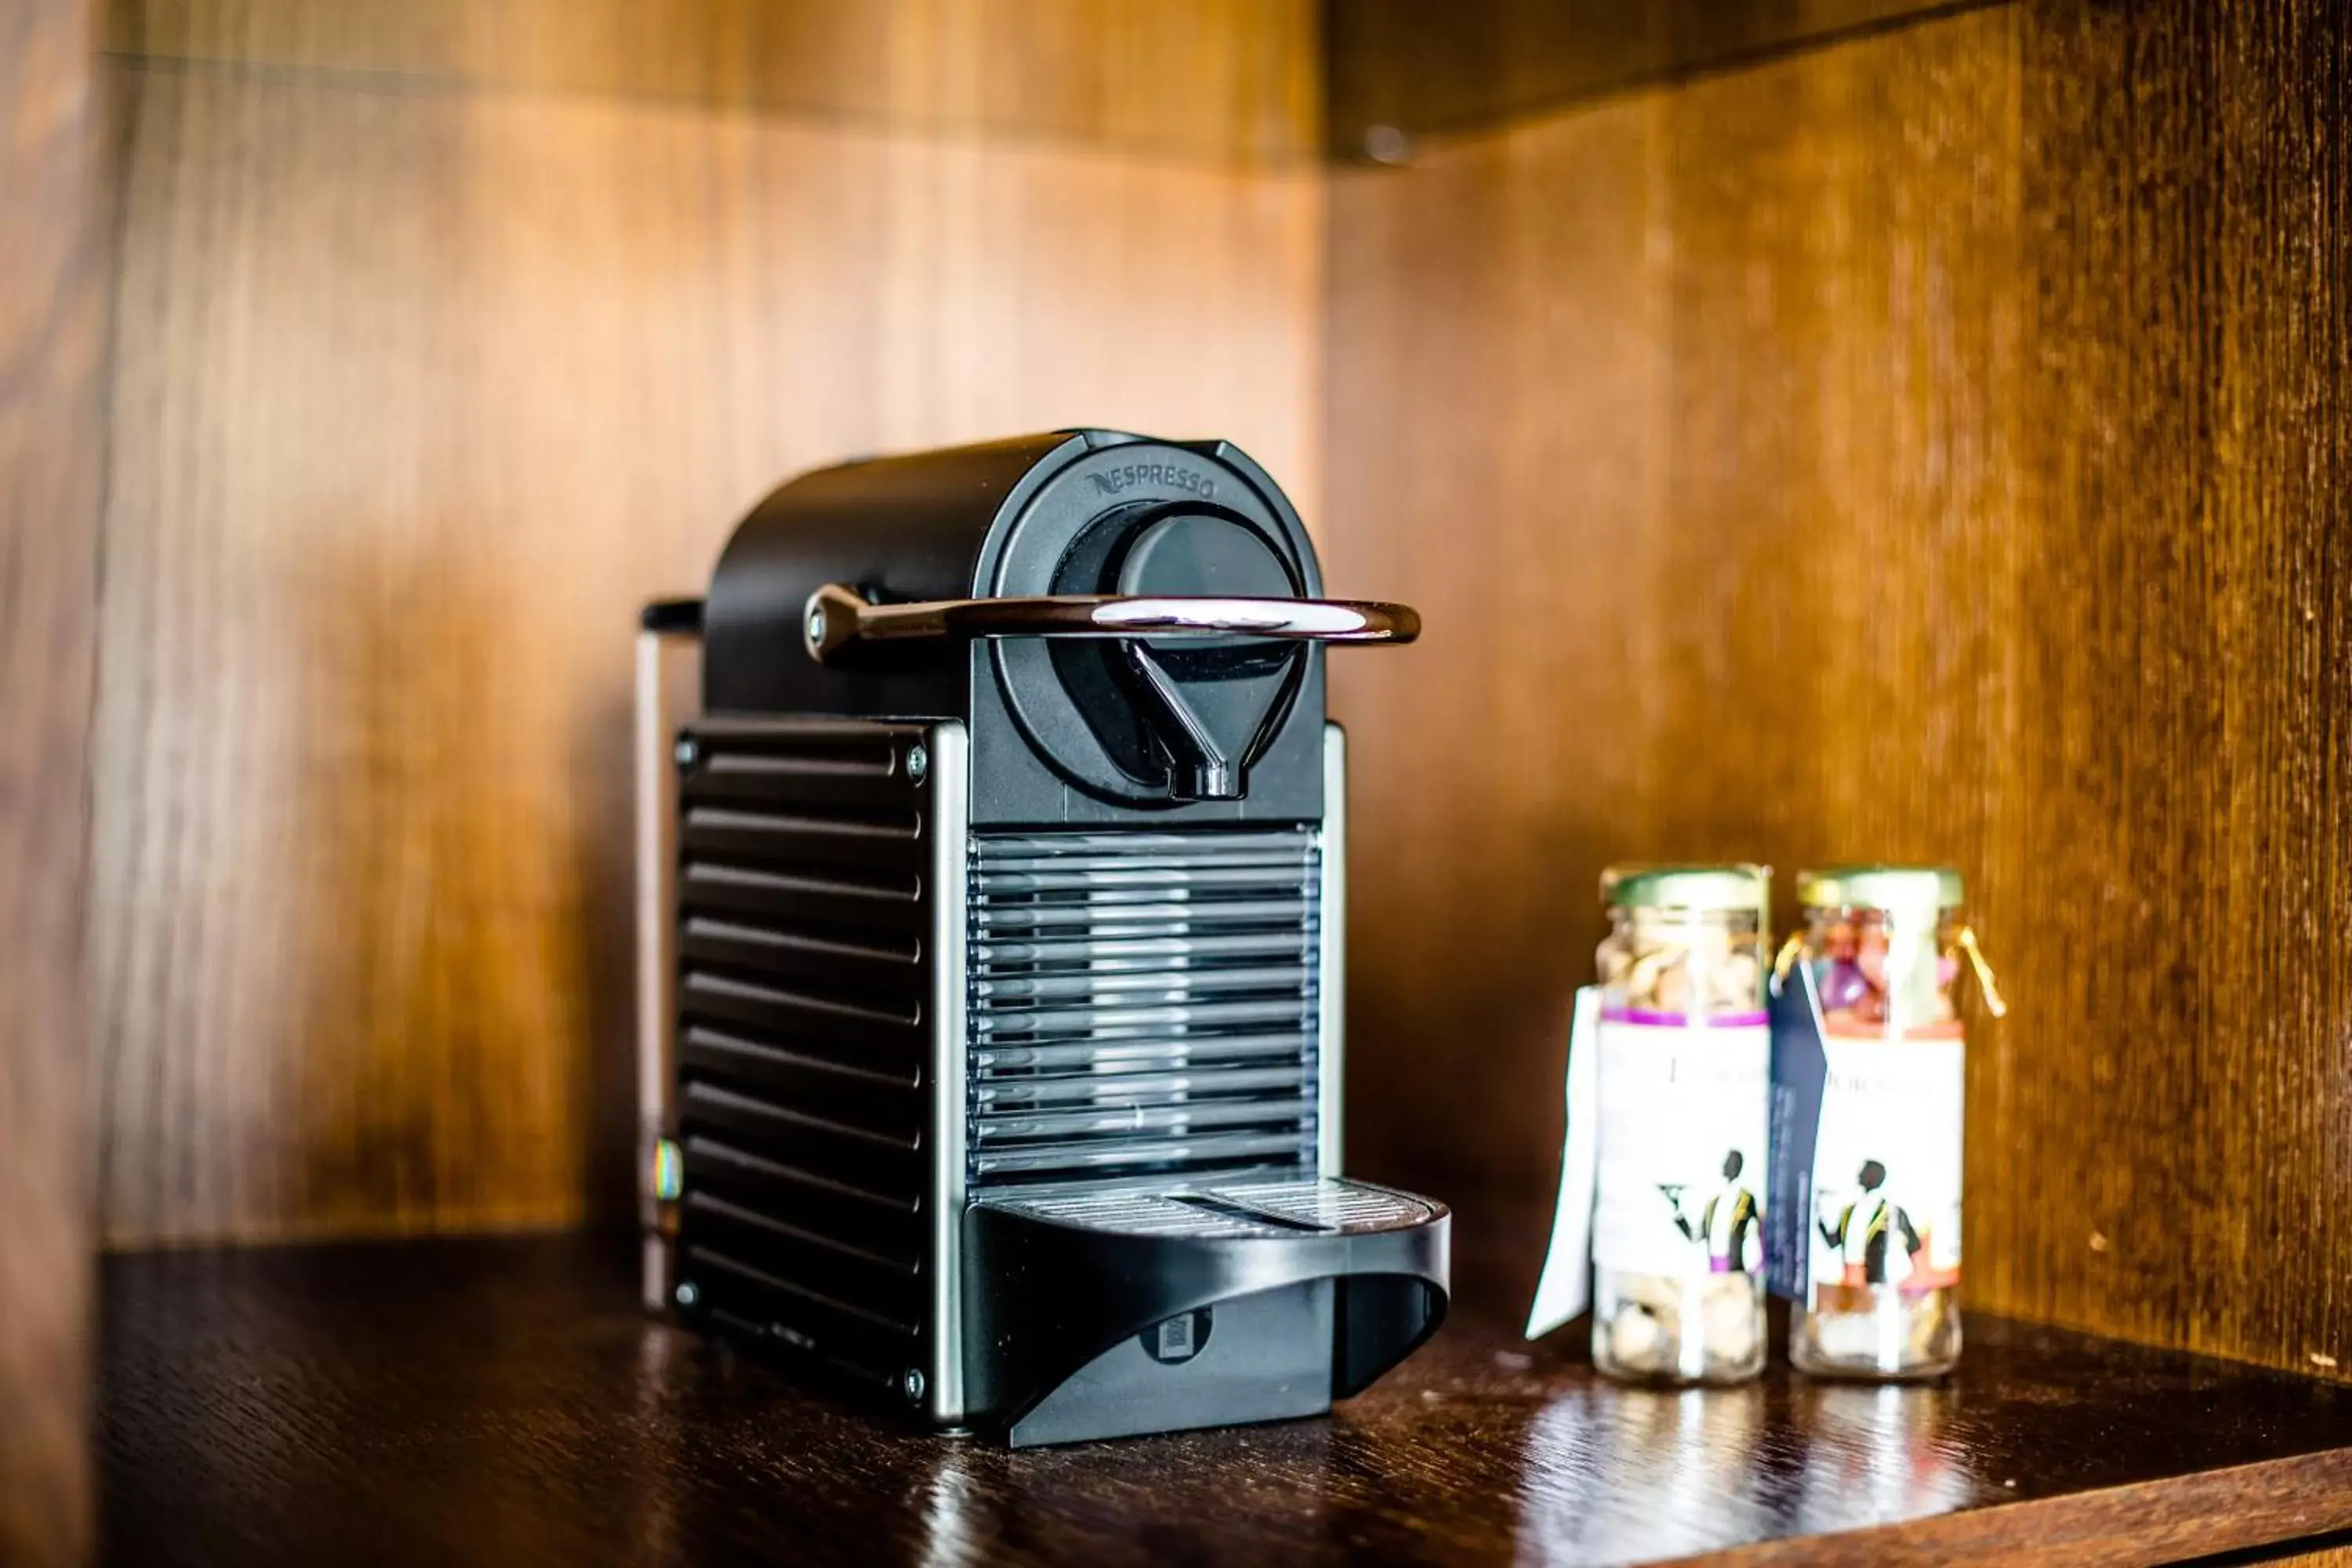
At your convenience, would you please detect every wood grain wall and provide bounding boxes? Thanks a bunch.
[1326,0,2352,1377]
[90,0,2352,1392]
[1321,0,1969,158]
[1,0,103,1555]
[106,0,1318,165]
[93,9,1321,1247]
[2003,0,2350,1381]
[2282,1543,2352,1568]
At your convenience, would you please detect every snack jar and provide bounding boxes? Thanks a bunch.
[1590,865,1772,1385]
[1787,865,1994,1380]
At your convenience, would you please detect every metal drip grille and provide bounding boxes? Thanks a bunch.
[978,1179,1433,1237]
[967,829,1322,1186]
[985,1190,1288,1238]
[1205,1178,1432,1232]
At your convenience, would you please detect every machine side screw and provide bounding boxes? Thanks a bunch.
[805,603,826,645]
[901,1367,927,1404]
[674,1281,699,1309]
[905,743,928,784]
[673,735,699,771]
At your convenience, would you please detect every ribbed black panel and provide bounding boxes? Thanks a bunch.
[673,719,933,1389]
[967,829,1321,1186]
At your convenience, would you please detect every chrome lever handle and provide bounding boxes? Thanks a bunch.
[802,581,1420,664]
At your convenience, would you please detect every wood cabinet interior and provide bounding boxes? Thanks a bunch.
[92,0,1323,1247]
[17,0,2343,1490]
[106,0,1320,165]
[0,1,103,1561]
[1327,0,2350,1383]
[1320,0,1967,158]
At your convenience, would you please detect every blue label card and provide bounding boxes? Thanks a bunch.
[1525,986,1599,1339]
[1766,962,1829,1301]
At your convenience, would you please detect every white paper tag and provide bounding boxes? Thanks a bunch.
[1592,1019,1771,1279]
[1806,1034,1964,1290]
[1525,987,1600,1339]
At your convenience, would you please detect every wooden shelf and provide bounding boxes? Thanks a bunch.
[98,1225,2352,1566]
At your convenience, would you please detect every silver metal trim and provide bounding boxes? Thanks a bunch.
[1317,723,1347,1178]
[804,582,1419,662]
[633,628,694,1312]
[926,720,971,1424]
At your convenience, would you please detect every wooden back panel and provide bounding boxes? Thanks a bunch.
[108,0,1319,165]
[2,0,102,1556]
[93,3,1321,1247]
[1327,2,2352,1377]
[89,0,2352,1397]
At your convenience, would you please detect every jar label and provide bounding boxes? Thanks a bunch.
[1593,1021,1770,1278]
[1806,1036,1963,1290]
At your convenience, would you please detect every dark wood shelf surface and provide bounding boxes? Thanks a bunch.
[98,1229,2352,1566]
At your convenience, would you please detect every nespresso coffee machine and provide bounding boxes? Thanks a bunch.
[636,430,1449,1445]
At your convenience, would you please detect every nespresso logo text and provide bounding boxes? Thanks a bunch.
[1089,463,1218,500]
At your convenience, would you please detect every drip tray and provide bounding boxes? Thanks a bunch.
[962,1176,1450,1446]
[981,1178,1439,1238]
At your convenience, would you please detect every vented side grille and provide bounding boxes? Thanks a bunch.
[967,829,1321,1186]
[672,720,935,1389]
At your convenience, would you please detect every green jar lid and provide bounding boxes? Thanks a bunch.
[1601,862,1770,916]
[1795,863,1965,915]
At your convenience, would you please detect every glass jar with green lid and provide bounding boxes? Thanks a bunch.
[1590,863,1772,1385]
[1786,864,2000,1381]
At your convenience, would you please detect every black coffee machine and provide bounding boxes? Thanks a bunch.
[636,430,1449,1445]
